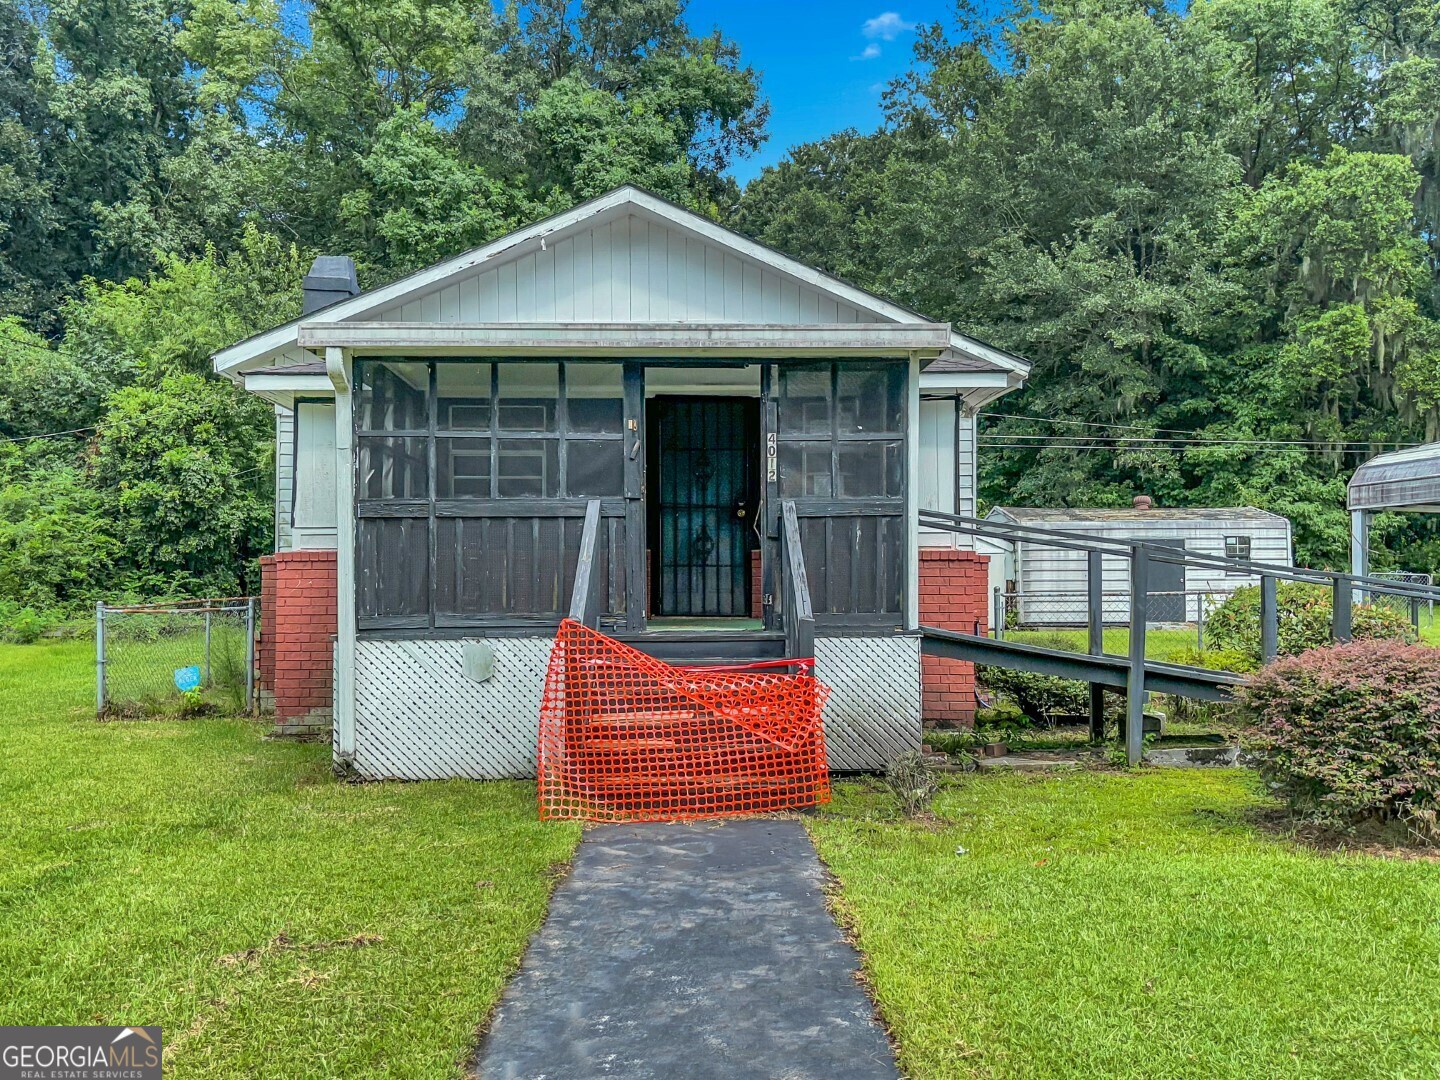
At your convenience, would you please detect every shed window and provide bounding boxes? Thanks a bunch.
[1225,534,1251,571]
[355,359,627,627]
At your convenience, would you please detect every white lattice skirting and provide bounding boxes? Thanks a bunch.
[351,635,921,779]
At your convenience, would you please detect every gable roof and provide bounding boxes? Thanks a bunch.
[212,185,1030,381]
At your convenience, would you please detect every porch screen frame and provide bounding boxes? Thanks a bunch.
[353,358,628,633]
[768,359,910,631]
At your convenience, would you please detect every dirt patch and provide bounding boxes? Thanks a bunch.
[1251,808,1440,861]
[215,930,385,970]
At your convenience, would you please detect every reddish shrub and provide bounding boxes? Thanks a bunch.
[1237,641,1440,839]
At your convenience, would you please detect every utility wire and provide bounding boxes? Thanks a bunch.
[0,426,95,444]
[978,434,1386,449]
[978,442,1365,455]
[978,411,1417,450]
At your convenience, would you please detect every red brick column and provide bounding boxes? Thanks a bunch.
[268,550,337,737]
[920,549,990,727]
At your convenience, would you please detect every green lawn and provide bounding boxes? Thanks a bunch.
[0,639,581,1078]
[808,773,1440,1079]
[1007,626,1205,663]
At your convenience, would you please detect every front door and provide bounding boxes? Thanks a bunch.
[1145,539,1188,622]
[649,397,756,617]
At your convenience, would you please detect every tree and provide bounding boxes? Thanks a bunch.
[735,0,1440,568]
[90,373,272,595]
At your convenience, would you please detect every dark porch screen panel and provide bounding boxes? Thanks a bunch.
[776,360,907,624]
[355,359,626,629]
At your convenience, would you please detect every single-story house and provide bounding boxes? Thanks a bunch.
[983,500,1294,625]
[214,186,1029,777]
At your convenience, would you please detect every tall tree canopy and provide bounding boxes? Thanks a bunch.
[1,0,1438,624]
[0,0,767,621]
[736,0,1440,567]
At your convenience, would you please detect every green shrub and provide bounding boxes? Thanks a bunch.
[1,606,50,644]
[1167,645,1259,674]
[979,632,1088,726]
[1237,641,1440,840]
[978,666,1088,726]
[1204,582,1414,664]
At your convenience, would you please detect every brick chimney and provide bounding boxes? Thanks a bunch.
[1133,494,1153,510]
[302,255,360,314]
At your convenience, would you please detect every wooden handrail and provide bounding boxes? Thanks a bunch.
[779,500,815,661]
[568,500,603,627]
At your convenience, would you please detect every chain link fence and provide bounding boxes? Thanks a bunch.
[993,588,1224,660]
[1367,572,1435,631]
[994,578,1434,661]
[96,599,256,717]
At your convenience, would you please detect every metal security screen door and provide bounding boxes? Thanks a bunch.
[650,398,757,617]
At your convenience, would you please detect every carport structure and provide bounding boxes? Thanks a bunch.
[1349,441,1440,576]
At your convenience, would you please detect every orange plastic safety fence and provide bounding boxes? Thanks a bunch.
[538,619,832,822]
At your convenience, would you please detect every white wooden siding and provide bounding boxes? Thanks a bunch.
[275,407,294,551]
[369,213,871,326]
[918,400,976,547]
[292,402,338,549]
[918,399,956,518]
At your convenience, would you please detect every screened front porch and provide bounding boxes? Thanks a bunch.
[351,356,914,643]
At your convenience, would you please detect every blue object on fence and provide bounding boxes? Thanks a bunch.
[174,665,202,692]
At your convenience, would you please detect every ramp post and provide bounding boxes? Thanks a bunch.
[1260,575,1278,664]
[1125,549,1149,766]
[1087,550,1105,743]
[1332,577,1353,643]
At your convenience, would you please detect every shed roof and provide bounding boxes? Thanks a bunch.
[989,506,1289,525]
[1348,441,1440,512]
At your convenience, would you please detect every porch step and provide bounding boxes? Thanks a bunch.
[612,631,788,665]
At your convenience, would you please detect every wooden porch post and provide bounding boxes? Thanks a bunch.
[327,347,357,765]
[622,362,647,633]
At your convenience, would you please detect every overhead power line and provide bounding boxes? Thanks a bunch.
[0,426,95,444]
[977,411,1417,451]
[979,442,1370,455]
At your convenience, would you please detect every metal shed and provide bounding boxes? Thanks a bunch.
[985,502,1294,625]
[1348,441,1440,577]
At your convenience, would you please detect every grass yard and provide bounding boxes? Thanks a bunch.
[0,639,581,1078]
[808,772,1440,1079]
[1007,626,1208,663]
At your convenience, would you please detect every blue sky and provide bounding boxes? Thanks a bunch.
[684,3,952,186]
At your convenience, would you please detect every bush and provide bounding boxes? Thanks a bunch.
[1167,645,1259,674]
[980,632,1088,725]
[1237,641,1440,840]
[1204,582,1414,664]
[1,606,50,644]
[978,666,1088,725]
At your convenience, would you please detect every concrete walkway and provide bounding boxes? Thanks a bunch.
[473,819,899,1080]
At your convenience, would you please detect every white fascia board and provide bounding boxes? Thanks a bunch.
[294,321,952,357]
[919,371,1010,391]
[243,374,336,394]
[212,184,1032,376]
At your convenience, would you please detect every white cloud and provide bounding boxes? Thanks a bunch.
[862,12,915,41]
[851,42,883,61]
